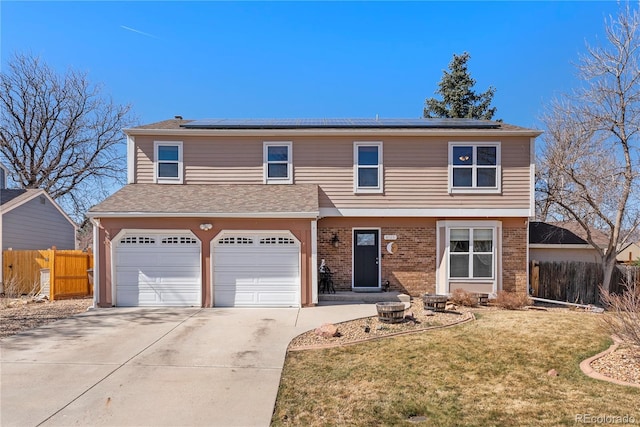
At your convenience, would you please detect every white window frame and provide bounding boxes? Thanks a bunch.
[448,142,501,194]
[353,141,383,193]
[154,141,183,184]
[448,227,496,280]
[263,141,293,184]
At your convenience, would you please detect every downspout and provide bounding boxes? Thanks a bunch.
[311,219,318,305]
[90,217,101,309]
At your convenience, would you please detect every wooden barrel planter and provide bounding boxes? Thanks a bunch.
[376,302,405,324]
[422,294,448,312]
[474,293,489,306]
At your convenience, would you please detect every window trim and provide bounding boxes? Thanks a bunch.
[447,227,496,280]
[353,141,383,194]
[263,141,293,184]
[154,141,183,184]
[448,142,501,194]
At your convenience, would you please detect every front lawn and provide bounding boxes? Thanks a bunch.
[272,309,640,426]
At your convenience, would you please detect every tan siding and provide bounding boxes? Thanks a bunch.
[134,134,532,210]
[136,138,154,183]
[184,138,262,184]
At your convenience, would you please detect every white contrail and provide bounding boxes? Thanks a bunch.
[120,25,159,39]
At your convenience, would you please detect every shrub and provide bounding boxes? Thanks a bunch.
[494,291,532,310]
[600,280,640,353]
[450,288,477,307]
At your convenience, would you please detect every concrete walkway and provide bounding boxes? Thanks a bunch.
[0,304,377,427]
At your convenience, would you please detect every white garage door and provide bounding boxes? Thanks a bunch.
[115,233,201,307]
[213,233,300,307]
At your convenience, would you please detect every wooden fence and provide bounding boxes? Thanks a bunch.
[530,260,640,305]
[2,249,93,300]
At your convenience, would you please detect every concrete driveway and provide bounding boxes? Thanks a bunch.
[0,304,376,427]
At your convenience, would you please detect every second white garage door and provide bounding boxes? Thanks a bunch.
[213,232,300,307]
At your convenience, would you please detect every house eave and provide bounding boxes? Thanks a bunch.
[87,211,320,219]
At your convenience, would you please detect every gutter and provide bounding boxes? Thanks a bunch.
[124,127,543,138]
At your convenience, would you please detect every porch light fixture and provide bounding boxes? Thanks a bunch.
[199,223,213,231]
[331,233,340,248]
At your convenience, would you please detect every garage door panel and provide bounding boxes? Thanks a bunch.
[117,253,199,268]
[214,252,298,267]
[257,292,298,305]
[156,252,200,266]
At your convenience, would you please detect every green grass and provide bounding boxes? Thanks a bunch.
[272,310,640,426]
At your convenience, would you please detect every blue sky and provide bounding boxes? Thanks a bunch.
[0,1,623,128]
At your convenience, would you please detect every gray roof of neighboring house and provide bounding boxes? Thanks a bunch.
[529,221,588,245]
[130,117,539,133]
[530,221,610,248]
[0,189,27,206]
[548,221,610,248]
[88,184,320,217]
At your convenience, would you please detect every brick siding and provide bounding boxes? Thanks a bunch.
[502,224,528,294]
[318,224,436,296]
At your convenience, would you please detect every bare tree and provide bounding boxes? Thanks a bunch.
[600,278,640,354]
[0,52,136,218]
[537,4,640,292]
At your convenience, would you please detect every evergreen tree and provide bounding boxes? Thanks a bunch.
[424,52,497,120]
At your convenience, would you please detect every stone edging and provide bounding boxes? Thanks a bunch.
[287,311,475,352]
[579,336,640,389]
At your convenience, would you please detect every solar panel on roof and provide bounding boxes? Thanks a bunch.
[181,118,501,129]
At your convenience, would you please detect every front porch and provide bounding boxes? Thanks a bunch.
[318,291,410,306]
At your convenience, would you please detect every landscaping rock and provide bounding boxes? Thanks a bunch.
[315,323,339,338]
[424,310,435,316]
[446,303,458,311]
[404,311,415,320]
[547,369,559,377]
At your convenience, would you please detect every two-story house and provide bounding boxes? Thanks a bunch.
[88,118,541,308]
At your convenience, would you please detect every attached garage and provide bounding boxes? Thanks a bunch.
[114,232,201,307]
[213,232,301,307]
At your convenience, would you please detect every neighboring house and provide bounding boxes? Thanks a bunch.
[529,221,602,263]
[88,117,541,308]
[617,241,640,264]
[0,188,77,290]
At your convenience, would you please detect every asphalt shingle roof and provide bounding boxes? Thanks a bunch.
[89,184,320,217]
[529,221,588,245]
[0,189,27,206]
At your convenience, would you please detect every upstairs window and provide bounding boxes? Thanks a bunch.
[154,141,183,184]
[354,141,383,193]
[449,143,500,193]
[264,141,292,184]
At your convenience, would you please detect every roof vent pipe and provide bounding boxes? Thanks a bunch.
[175,115,183,120]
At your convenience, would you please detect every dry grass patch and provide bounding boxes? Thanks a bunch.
[272,310,640,426]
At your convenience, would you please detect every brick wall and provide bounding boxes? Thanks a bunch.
[502,223,528,294]
[317,222,436,296]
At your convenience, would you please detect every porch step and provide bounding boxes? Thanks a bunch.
[318,291,411,306]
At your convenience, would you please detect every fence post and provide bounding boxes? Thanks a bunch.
[49,249,56,301]
[530,260,540,296]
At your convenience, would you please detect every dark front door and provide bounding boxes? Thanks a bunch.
[353,229,380,289]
